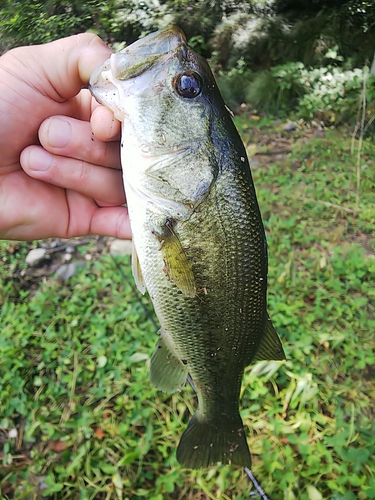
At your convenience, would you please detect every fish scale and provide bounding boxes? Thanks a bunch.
[89,25,285,469]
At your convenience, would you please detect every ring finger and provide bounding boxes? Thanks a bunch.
[20,146,125,207]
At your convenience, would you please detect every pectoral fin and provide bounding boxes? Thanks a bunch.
[132,243,146,295]
[252,316,286,362]
[150,329,188,393]
[153,220,196,297]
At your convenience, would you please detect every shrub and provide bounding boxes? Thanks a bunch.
[240,58,375,125]
[215,57,254,111]
[245,61,306,113]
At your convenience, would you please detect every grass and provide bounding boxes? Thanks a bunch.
[0,118,374,499]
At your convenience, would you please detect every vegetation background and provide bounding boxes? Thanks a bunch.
[0,0,374,499]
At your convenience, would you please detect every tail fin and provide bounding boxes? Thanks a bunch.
[176,413,251,469]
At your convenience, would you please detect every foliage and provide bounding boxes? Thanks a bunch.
[296,66,375,124]
[0,0,255,56]
[1,123,374,499]
[1,0,375,125]
[215,58,254,112]
[0,0,163,52]
[219,59,375,126]
[208,0,375,74]
[243,62,305,114]
[159,0,251,59]
[2,0,374,69]
[272,0,375,67]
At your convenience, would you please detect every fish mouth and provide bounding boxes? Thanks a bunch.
[88,25,198,121]
[90,25,187,87]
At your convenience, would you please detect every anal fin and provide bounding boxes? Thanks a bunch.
[150,329,188,393]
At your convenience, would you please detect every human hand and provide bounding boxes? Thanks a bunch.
[0,33,130,241]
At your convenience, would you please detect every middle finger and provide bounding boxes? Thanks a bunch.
[39,116,121,169]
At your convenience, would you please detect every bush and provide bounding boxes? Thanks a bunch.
[215,58,254,111]
[240,58,375,125]
[0,0,163,52]
[245,62,306,113]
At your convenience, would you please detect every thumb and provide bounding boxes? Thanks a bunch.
[33,33,112,100]
[0,33,112,168]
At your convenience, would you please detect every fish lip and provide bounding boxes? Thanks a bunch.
[88,63,107,95]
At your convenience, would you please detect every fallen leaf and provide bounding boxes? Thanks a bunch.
[50,440,68,452]
[94,427,106,439]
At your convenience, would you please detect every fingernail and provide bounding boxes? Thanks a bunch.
[28,148,53,171]
[47,117,72,148]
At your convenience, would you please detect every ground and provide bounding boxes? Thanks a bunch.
[0,116,374,499]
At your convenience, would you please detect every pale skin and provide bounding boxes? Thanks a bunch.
[0,33,131,241]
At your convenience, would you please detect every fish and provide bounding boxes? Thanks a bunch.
[89,25,285,469]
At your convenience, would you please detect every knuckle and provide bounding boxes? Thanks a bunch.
[93,141,110,166]
[77,159,91,184]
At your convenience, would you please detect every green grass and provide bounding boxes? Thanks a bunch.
[1,120,374,499]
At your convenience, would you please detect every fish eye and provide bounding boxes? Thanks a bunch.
[175,72,202,98]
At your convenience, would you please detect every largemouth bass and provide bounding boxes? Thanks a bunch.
[89,26,285,469]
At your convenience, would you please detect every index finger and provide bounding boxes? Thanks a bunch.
[90,105,121,142]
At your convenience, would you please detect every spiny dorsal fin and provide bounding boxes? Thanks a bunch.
[153,219,196,297]
[252,316,286,362]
